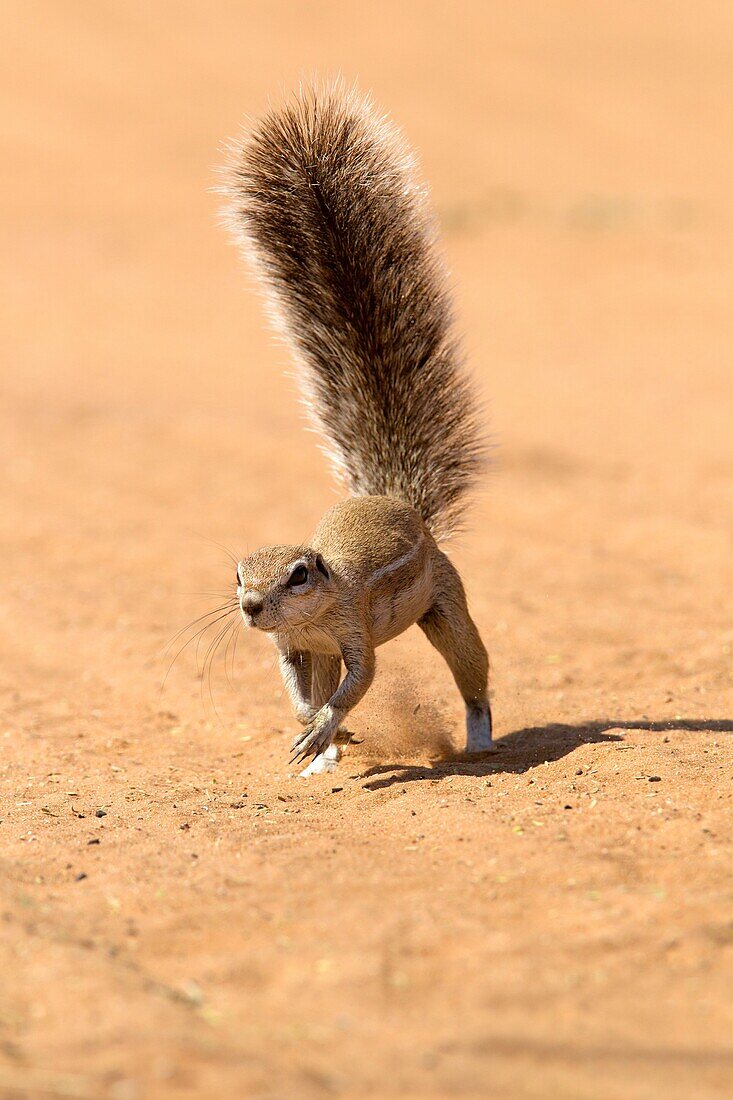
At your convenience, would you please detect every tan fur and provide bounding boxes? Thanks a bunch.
[237,497,493,770]
[225,85,494,773]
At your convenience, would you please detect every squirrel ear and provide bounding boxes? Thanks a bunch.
[315,554,330,580]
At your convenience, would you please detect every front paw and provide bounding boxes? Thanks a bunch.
[290,705,340,765]
[291,724,351,749]
[299,743,341,778]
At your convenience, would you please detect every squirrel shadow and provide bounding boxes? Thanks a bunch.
[356,718,733,790]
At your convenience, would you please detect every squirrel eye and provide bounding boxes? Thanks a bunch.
[288,564,308,587]
[235,569,241,588]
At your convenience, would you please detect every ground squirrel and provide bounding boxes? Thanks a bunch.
[223,81,493,777]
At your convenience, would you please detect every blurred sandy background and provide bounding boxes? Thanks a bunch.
[1,2,732,1098]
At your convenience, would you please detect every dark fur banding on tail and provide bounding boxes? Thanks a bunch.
[223,81,487,540]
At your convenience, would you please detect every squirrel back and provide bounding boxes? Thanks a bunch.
[224,81,487,540]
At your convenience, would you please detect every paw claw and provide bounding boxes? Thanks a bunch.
[289,706,340,768]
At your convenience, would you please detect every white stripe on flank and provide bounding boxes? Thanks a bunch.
[366,537,423,587]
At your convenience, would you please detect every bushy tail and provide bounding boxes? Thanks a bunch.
[223,80,487,540]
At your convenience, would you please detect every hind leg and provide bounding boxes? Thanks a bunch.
[419,556,494,753]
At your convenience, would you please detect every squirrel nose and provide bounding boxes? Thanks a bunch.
[241,590,264,616]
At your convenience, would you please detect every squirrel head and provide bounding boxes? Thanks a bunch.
[236,545,335,633]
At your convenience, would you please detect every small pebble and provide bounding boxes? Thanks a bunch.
[648,776,662,783]
[75,872,88,882]
[95,808,107,818]
[87,838,100,846]
[331,786,343,794]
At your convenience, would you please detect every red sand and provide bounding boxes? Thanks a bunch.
[1,3,731,1097]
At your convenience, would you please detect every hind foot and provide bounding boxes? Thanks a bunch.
[466,702,496,753]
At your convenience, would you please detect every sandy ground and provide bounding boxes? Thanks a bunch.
[1,2,732,1097]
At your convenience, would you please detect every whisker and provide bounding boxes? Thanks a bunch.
[223,616,242,687]
[200,617,239,724]
[181,590,240,599]
[163,602,237,657]
[161,608,237,695]
[199,619,232,716]
[195,534,240,566]
[220,618,241,691]
[229,618,242,683]
[194,608,236,672]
